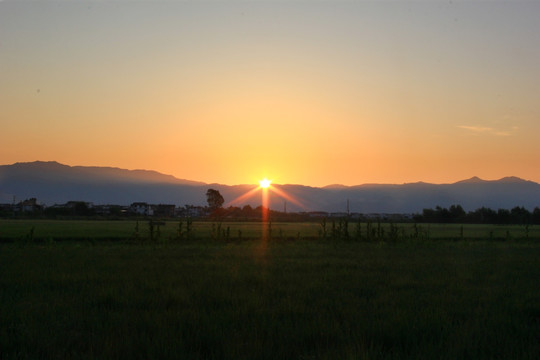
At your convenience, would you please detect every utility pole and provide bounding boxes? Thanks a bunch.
[347,198,350,216]
[284,200,287,214]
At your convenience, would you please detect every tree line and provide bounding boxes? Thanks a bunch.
[414,205,540,225]
[3,189,540,225]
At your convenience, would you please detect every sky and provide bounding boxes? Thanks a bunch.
[1,0,539,187]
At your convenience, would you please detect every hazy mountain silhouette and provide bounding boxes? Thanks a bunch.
[0,161,206,206]
[1,161,540,213]
[0,161,204,185]
[454,176,486,184]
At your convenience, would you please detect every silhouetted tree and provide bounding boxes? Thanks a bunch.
[510,206,530,225]
[206,189,224,211]
[497,209,512,224]
[469,207,498,224]
[532,207,540,225]
[449,204,466,222]
[241,204,253,215]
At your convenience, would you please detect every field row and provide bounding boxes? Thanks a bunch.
[1,219,539,241]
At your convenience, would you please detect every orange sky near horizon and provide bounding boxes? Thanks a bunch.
[1,1,539,187]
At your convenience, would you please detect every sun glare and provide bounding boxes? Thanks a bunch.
[259,178,272,188]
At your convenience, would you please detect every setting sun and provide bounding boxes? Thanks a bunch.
[259,178,272,189]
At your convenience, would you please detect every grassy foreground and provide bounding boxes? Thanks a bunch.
[1,240,539,359]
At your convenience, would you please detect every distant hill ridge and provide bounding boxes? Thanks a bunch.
[454,176,532,185]
[3,161,205,186]
[1,161,539,212]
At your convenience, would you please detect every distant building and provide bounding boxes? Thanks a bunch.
[64,201,93,209]
[0,203,14,213]
[93,205,128,216]
[93,205,111,215]
[177,205,207,218]
[307,211,329,218]
[349,212,362,219]
[153,204,175,217]
[14,198,43,213]
[362,213,414,222]
[330,212,349,218]
[130,202,153,216]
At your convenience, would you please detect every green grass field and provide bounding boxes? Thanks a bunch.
[1,219,539,242]
[1,220,539,359]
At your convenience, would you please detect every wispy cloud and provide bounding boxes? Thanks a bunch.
[458,125,493,133]
[458,125,517,137]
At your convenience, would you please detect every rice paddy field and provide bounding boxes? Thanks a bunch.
[1,219,539,242]
[1,220,539,359]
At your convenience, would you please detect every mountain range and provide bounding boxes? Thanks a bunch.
[1,161,540,213]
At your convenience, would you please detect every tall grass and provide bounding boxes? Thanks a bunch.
[1,240,539,359]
